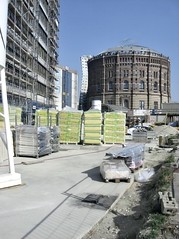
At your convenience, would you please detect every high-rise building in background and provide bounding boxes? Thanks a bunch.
[79,55,92,110]
[55,66,63,111]
[57,66,78,110]
[87,45,170,113]
[3,0,59,113]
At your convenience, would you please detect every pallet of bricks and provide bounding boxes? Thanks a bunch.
[50,126,60,152]
[59,108,82,144]
[103,112,126,144]
[84,109,102,145]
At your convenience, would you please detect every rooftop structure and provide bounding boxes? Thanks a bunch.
[98,44,169,59]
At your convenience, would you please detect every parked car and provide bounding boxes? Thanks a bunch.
[127,125,152,135]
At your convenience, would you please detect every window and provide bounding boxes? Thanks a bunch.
[154,81,158,91]
[154,71,158,79]
[123,80,129,90]
[164,83,167,92]
[124,70,129,77]
[139,100,145,109]
[124,99,129,108]
[139,80,145,90]
[139,70,145,78]
[108,81,113,91]
[107,70,113,78]
[154,101,158,109]
[164,72,167,80]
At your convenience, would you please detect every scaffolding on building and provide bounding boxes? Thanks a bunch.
[3,0,59,125]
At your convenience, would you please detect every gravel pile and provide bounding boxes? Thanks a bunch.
[153,125,178,137]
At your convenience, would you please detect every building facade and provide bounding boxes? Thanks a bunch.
[86,45,171,112]
[57,66,78,110]
[3,0,59,112]
[79,55,92,110]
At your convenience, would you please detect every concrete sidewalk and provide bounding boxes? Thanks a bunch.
[0,144,133,239]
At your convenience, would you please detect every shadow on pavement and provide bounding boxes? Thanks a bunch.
[82,166,103,182]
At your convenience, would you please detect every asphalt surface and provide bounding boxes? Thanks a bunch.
[0,144,134,239]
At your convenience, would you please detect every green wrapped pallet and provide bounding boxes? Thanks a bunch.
[35,109,48,126]
[103,112,126,144]
[59,108,82,144]
[84,109,102,145]
[2,105,22,127]
[49,109,58,126]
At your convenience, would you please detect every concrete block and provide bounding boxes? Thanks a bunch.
[158,191,169,202]
[161,198,178,215]
[159,191,178,215]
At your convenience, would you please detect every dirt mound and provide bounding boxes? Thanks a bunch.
[153,125,178,137]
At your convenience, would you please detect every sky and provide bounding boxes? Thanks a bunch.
[59,0,179,102]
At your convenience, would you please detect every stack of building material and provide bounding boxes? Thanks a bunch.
[59,109,82,144]
[84,109,102,145]
[50,126,60,152]
[100,159,131,183]
[103,112,126,144]
[11,106,22,126]
[15,125,52,157]
[35,109,48,126]
[49,109,58,126]
[1,105,22,127]
[106,143,145,171]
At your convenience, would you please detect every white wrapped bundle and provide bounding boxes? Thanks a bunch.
[100,160,131,182]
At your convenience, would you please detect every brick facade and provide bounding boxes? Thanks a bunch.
[86,45,170,111]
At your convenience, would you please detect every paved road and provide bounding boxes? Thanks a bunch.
[0,145,133,239]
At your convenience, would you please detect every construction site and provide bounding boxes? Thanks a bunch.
[5,0,59,115]
[0,1,179,239]
[0,101,179,239]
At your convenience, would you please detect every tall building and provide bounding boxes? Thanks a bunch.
[87,45,170,113]
[55,66,63,111]
[3,0,59,113]
[57,66,78,110]
[79,55,92,110]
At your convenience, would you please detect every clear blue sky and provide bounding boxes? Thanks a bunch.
[59,0,179,102]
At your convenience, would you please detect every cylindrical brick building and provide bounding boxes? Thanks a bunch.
[86,45,170,111]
